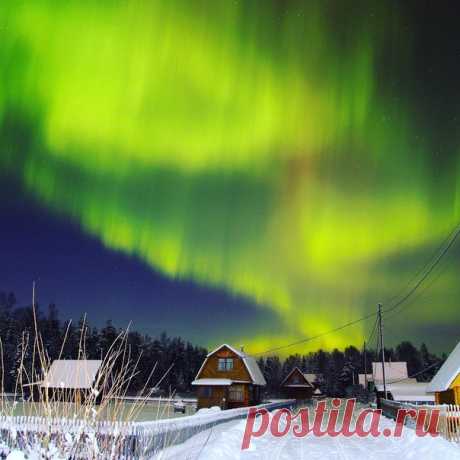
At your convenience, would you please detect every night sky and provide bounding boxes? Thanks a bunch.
[1,0,460,355]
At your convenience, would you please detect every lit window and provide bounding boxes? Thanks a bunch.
[218,358,233,371]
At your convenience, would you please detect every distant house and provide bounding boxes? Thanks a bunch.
[281,368,319,400]
[359,362,410,390]
[313,387,323,398]
[357,361,434,404]
[378,382,434,404]
[41,359,103,403]
[427,341,460,405]
[192,344,266,409]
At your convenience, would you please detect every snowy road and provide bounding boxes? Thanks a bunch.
[156,415,460,460]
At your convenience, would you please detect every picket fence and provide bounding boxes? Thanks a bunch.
[0,399,296,459]
[381,399,460,443]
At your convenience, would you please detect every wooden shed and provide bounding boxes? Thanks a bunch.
[192,344,266,409]
[41,359,103,403]
[281,367,318,400]
[427,341,460,405]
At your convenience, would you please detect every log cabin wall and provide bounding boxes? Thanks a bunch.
[196,384,253,409]
[283,386,313,400]
[197,386,227,409]
[282,368,313,400]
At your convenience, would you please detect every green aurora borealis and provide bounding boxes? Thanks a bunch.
[1,0,460,353]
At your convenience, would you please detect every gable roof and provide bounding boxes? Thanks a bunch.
[427,341,460,392]
[371,362,408,383]
[42,360,102,389]
[281,367,307,386]
[195,344,266,386]
[281,367,317,387]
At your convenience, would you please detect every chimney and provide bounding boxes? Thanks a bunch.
[240,345,245,353]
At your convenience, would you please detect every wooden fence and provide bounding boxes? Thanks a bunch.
[0,399,296,459]
[431,404,460,443]
[381,399,460,443]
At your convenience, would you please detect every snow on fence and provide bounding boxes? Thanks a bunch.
[0,400,296,459]
[133,399,296,458]
[0,415,138,458]
[381,399,460,443]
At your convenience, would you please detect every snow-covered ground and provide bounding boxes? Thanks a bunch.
[156,415,460,460]
[3,402,460,459]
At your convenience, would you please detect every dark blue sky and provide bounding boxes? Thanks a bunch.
[1,177,279,347]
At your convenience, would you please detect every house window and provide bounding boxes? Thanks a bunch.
[229,384,244,401]
[218,358,233,371]
[199,387,212,398]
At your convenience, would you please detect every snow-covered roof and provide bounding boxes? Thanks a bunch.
[303,373,318,384]
[243,355,266,386]
[375,379,417,392]
[192,379,233,386]
[427,341,460,392]
[206,343,245,358]
[284,384,311,388]
[375,382,435,402]
[42,360,102,389]
[390,383,435,402]
[195,344,266,386]
[372,362,408,383]
[358,374,373,386]
[281,368,316,386]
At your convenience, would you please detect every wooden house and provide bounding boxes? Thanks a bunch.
[192,344,266,409]
[359,362,410,393]
[427,341,460,405]
[41,359,103,403]
[281,368,319,400]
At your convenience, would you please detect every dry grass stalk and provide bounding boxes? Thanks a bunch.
[0,295,175,458]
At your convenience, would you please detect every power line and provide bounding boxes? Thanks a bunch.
[383,223,460,307]
[365,316,379,347]
[254,312,377,356]
[384,240,455,321]
[384,222,460,315]
[254,221,460,358]
[386,360,442,385]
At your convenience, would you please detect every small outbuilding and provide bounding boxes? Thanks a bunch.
[376,382,435,404]
[192,344,266,410]
[427,341,460,405]
[359,362,410,391]
[41,359,103,403]
[281,368,319,400]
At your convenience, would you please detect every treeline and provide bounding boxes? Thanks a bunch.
[258,341,443,398]
[0,291,444,398]
[0,291,207,394]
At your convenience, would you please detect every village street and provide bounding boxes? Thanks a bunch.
[156,413,460,460]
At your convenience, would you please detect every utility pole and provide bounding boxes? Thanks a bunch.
[378,303,387,399]
[363,341,367,388]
